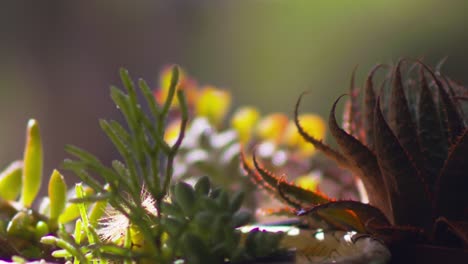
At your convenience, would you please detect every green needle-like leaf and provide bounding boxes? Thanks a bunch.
[138,78,161,119]
[75,183,96,245]
[160,66,179,118]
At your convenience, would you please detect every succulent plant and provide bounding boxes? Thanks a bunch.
[0,120,85,261]
[243,60,468,249]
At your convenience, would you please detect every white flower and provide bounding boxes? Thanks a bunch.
[97,188,158,244]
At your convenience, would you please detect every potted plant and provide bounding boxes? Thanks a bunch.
[1,59,465,263]
[242,59,468,263]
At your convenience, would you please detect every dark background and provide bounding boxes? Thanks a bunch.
[1,1,467,193]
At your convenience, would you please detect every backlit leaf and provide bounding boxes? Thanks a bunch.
[417,67,447,187]
[252,154,330,208]
[294,93,351,169]
[388,60,423,172]
[48,170,67,220]
[329,95,390,220]
[20,119,43,207]
[299,200,390,233]
[0,161,23,201]
[435,130,468,221]
[374,100,432,227]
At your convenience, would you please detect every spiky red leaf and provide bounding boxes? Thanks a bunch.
[435,129,468,221]
[417,67,447,187]
[433,217,468,248]
[294,93,351,169]
[329,95,391,220]
[347,65,363,140]
[418,61,465,145]
[298,200,390,234]
[374,99,432,227]
[363,64,386,151]
[389,60,423,172]
[250,153,331,208]
[240,152,278,195]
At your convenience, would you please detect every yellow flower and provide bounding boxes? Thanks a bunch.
[283,114,326,156]
[255,113,289,143]
[154,66,198,108]
[231,107,260,143]
[194,86,231,127]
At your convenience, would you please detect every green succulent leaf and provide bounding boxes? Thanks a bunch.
[245,229,284,258]
[6,211,34,239]
[193,211,215,230]
[209,187,222,199]
[174,182,196,216]
[216,190,230,209]
[182,233,211,264]
[48,170,67,220]
[200,195,220,212]
[20,119,44,207]
[229,191,245,213]
[58,203,80,224]
[194,176,211,196]
[161,217,185,236]
[0,161,23,200]
[231,211,252,228]
[161,201,184,218]
[34,220,49,240]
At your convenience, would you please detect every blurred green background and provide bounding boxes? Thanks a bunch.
[1,1,468,187]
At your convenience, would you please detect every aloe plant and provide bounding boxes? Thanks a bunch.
[243,60,468,249]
